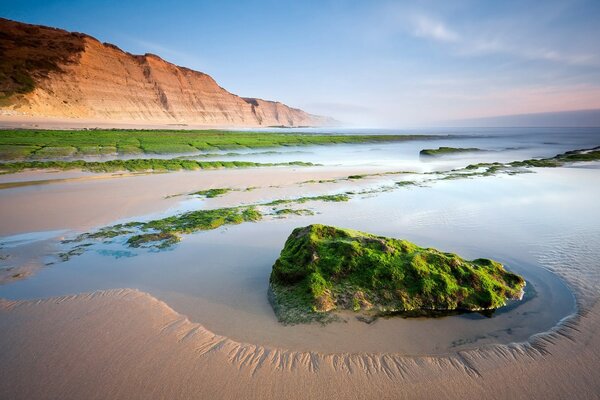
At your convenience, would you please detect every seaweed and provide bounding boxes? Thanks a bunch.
[192,188,232,198]
[420,147,482,156]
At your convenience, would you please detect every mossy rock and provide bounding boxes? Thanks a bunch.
[269,225,525,324]
[420,147,481,156]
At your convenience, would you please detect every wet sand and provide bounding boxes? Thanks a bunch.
[0,288,597,400]
[0,166,390,235]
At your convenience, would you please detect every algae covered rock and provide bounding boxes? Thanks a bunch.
[269,225,525,324]
[420,147,482,156]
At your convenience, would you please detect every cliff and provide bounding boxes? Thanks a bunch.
[0,18,332,127]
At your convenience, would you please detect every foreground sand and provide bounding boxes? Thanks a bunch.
[0,288,597,399]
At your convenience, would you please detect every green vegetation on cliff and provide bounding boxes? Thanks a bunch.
[0,21,85,100]
[270,225,525,324]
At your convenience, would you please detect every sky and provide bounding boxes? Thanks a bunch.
[2,0,600,127]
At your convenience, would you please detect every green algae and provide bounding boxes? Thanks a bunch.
[192,188,232,198]
[64,194,350,255]
[269,225,525,325]
[420,147,482,156]
[264,194,350,206]
[273,208,315,217]
[64,207,262,251]
[395,180,419,187]
[0,129,444,161]
[127,232,181,249]
[141,206,262,236]
[0,159,315,174]
[464,146,600,171]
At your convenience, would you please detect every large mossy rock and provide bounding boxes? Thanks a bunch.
[269,224,525,324]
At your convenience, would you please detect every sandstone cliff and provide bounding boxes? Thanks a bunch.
[0,18,332,127]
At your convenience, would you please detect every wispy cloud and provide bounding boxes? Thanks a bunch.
[389,7,600,67]
[410,15,459,42]
[458,36,600,67]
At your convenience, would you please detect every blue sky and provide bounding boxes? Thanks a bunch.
[2,0,600,126]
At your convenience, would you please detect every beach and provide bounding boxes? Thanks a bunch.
[1,129,599,398]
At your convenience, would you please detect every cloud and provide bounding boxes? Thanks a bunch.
[410,15,460,42]
[458,36,600,67]
[393,8,600,67]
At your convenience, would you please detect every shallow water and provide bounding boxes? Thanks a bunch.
[0,128,599,355]
[3,167,599,354]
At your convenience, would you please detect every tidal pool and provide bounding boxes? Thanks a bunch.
[2,164,597,355]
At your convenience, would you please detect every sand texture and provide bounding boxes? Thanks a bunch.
[0,288,598,400]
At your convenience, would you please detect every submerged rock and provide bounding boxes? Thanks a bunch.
[269,224,525,324]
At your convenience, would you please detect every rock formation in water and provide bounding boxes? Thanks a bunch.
[270,224,526,324]
[0,18,333,127]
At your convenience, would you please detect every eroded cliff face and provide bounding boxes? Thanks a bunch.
[0,18,331,127]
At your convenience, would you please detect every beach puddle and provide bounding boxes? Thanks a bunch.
[1,165,593,355]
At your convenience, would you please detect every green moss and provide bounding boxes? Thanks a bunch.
[76,145,117,156]
[141,206,262,235]
[192,188,232,198]
[66,193,355,257]
[420,147,482,156]
[270,225,525,325]
[58,243,93,262]
[31,146,77,158]
[556,147,600,162]
[461,147,600,173]
[0,159,315,173]
[395,180,418,187]
[0,145,40,159]
[66,207,263,251]
[274,208,315,217]
[264,194,350,206]
[127,232,180,249]
[0,129,442,162]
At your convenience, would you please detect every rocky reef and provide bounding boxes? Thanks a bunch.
[269,224,525,324]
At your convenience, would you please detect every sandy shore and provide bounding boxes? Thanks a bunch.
[0,288,597,399]
[0,166,392,236]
